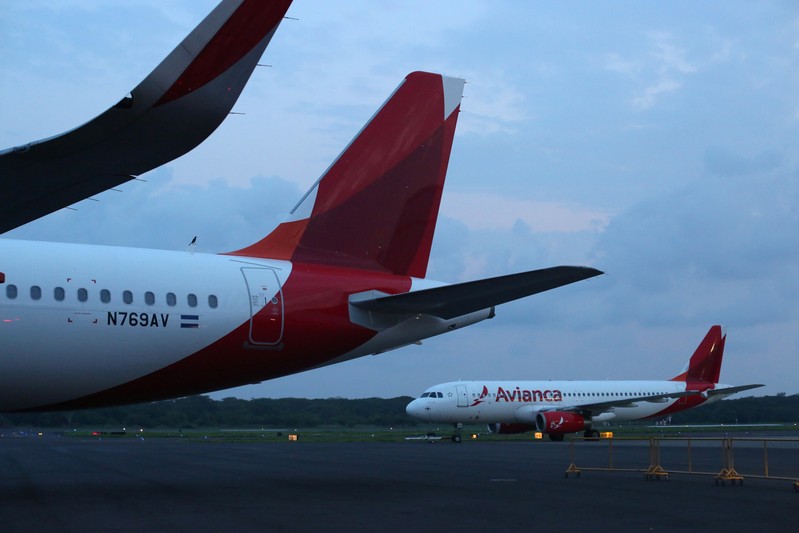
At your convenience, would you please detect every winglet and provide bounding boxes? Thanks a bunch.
[228,71,465,279]
[0,0,293,234]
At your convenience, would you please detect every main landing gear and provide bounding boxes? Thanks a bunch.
[451,423,463,443]
[583,429,600,440]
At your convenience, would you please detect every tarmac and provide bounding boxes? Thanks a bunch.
[0,434,797,532]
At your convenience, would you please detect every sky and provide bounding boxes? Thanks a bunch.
[1,1,798,400]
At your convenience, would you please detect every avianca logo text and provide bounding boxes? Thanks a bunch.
[496,386,562,403]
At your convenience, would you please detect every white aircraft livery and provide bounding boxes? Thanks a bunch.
[0,1,602,412]
[406,326,762,441]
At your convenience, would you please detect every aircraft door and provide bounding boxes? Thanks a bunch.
[456,385,469,407]
[241,267,284,346]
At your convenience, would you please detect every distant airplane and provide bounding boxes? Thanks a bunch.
[0,0,601,412]
[406,326,763,442]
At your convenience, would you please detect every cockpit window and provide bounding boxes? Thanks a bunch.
[437,392,444,398]
[420,392,430,398]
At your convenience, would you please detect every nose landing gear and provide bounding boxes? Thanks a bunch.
[451,422,463,443]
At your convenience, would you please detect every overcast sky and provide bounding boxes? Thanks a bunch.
[2,1,798,400]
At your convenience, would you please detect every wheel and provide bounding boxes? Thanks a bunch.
[548,433,564,442]
[452,434,462,443]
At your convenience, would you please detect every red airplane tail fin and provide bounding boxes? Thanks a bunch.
[228,71,465,278]
[670,325,726,383]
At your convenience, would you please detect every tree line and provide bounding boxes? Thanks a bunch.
[0,393,796,429]
[668,393,797,425]
[0,396,417,429]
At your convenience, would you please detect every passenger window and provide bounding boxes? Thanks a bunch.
[187,294,197,308]
[208,294,218,309]
[145,291,155,305]
[123,290,133,304]
[77,288,88,302]
[6,284,17,299]
[30,286,42,300]
[166,293,177,307]
[54,287,65,301]
[100,289,111,303]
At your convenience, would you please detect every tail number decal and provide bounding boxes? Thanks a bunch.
[107,312,169,328]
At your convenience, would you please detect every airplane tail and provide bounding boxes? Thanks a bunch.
[228,71,465,279]
[670,325,726,383]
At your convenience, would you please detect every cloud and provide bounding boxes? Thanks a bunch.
[604,31,698,110]
[7,172,303,253]
[456,73,529,136]
[441,192,611,232]
[704,147,783,177]
[590,166,799,328]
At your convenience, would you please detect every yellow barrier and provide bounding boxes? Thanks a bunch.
[564,436,799,489]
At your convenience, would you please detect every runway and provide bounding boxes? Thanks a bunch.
[0,435,796,532]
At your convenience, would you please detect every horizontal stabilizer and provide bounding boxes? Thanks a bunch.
[350,266,602,320]
[705,384,764,397]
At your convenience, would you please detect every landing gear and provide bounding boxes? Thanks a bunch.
[548,433,565,442]
[583,429,600,440]
[451,422,463,443]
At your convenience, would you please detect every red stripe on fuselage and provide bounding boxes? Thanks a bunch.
[156,0,292,106]
[34,264,412,410]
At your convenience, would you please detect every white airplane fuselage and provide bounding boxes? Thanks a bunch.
[0,239,490,411]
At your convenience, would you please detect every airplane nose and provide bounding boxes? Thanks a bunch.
[406,400,419,417]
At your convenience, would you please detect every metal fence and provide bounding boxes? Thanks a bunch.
[563,436,799,490]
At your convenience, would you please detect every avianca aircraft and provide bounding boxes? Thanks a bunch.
[0,0,601,412]
[406,326,762,442]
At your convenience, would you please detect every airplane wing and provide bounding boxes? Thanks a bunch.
[0,0,293,235]
[544,390,701,416]
[349,266,603,320]
[544,384,764,417]
[705,384,764,397]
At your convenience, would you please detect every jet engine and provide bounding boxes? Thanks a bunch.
[535,411,586,434]
[486,423,536,435]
